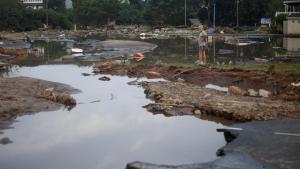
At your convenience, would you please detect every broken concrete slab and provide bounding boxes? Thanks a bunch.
[126,119,300,169]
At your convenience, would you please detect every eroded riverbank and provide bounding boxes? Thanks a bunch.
[94,61,300,122]
[1,30,299,169]
[0,65,227,169]
[0,76,78,124]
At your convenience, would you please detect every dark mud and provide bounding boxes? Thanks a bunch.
[0,76,79,125]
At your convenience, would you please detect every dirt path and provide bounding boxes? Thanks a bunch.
[0,76,79,125]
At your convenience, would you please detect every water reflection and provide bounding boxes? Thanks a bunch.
[15,36,300,66]
[283,38,300,52]
[133,37,285,65]
[0,65,226,169]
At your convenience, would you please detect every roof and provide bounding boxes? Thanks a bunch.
[284,1,300,5]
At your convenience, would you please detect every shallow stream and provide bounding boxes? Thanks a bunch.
[0,65,226,169]
[2,34,297,169]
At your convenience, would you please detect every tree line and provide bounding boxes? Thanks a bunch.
[0,0,72,31]
[0,0,286,31]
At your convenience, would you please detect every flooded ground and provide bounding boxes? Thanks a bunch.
[0,32,299,169]
[11,36,300,66]
[0,65,226,169]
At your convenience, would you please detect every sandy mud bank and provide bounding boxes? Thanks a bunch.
[0,76,79,124]
[94,61,300,121]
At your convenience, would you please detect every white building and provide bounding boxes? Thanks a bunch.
[22,0,44,10]
[283,14,300,35]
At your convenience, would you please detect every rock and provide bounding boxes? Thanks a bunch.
[0,137,13,145]
[82,73,91,76]
[127,80,142,86]
[259,89,272,98]
[42,88,76,108]
[95,61,114,71]
[248,89,258,97]
[283,95,300,101]
[55,95,76,107]
[44,88,54,96]
[291,82,300,87]
[99,76,111,81]
[177,78,185,82]
[194,110,202,115]
[229,86,247,96]
[203,93,212,99]
[145,71,161,79]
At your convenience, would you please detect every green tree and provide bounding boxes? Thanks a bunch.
[73,0,121,26]
[144,0,204,26]
[47,0,66,11]
[118,2,145,24]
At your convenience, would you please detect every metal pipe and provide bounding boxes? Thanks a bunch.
[236,0,239,27]
[185,0,187,26]
[213,1,216,29]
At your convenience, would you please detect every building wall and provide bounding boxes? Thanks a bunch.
[284,19,300,35]
[283,38,300,52]
[22,0,43,4]
[22,0,44,9]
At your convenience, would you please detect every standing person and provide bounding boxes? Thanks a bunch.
[198,25,208,65]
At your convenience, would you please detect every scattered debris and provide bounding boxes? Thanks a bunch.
[255,57,269,63]
[0,62,9,70]
[259,89,272,98]
[291,82,300,87]
[194,109,202,115]
[127,80,143,86]
[145,71,161,79]
[0,137,12,145]
[82,73,92,76]
[229,86,247,96]
[133,52,145,62]
[248,89,259,97]
[143,82,300,121]
[283,94,300,101]
[90,100,101,103]
[99,76,111,81]
[205,84,228,92]
[71,48,83,53]
[42,88,77,109]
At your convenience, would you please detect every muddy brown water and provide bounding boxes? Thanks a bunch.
[0,65,226,169]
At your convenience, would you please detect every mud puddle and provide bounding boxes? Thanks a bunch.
[0,65,226,169]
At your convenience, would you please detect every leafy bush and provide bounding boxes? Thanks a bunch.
[270,14,287,33]
[38,9,72,29]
